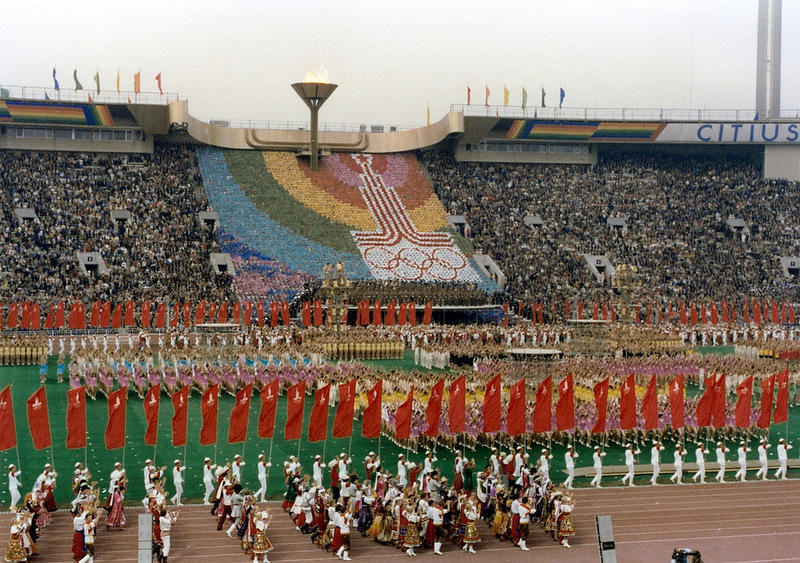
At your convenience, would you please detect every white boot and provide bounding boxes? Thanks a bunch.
[519,540,529,551]
[253,557,258,563]
[562,539,571,548]
[79,556,91,563]
[342,551,350,561]
[462,543,468,552]
[468,545,476,553]
[434,541,442,555]
[336,546,345,559]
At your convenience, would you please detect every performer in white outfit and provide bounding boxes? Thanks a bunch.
[590,446,606,488]
[202,458,217,504]
[170,460,185,506]
[311,455,324,489]
[255,454,270,501]
[669,445,685,484]
[692,444,709,483]
[538,449,553,482]
[397,454,409,488]
[715,442,730,483]
[232,454,245,483]
[650,441,665,486]
[563,445,578,489]
[8,464,21,511]
[755,440,771,480]
[775,438,793,480]
[735,442,751,482]
[621,444,640,487]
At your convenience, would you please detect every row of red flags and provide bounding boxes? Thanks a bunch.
[347,300,433,327]
[1,369,789,453]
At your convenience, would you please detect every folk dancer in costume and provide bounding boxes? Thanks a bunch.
[538,449,553,483]
[669,445,685,484]
[427,499,447,555]
[251,509,274,563]
[402,501,422,557]
[621,444,640,487]
[555,493,575,548]
[8,464,22,511]
[590,446,606,488]
[334,505,352,561]
[563,446,578,489]
[226,484,245,537]
[775,438,793,480]
[650,441,665,486]
[212,464,231,516]
[157,509,179,563]
[255,455,270,501]
[735,441,751,482]
[202,458,218,504]
[453,451,465,491]
[517,496,532,551]
[714,442,730,483]
[106,472,127,530]
[170,460,185,506]
[756,439,771,480]
[692,443,709,483]
[461,499,481,553]
[71,508,88,561]
[79,511,97,563]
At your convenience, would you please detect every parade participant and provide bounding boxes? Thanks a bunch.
[335,505,352,561]
[329,457,341,501]
[232,455,245,484]
[622,444,640,487]
[509,495,521,545]
[428,499,446,555]
[538,449,553,483]
[517,496,532,551]
[357,488,375,536]
[255,455,270,502]
[756,439,771,480]
[397,454,410,489]
[365,452,380,483]
[202,458,218,505]
[650,441,665,486]
[71,507,87,561]
[590,446,606,488]
[251,510,274,563]
[143,459,154,499]
[79,511,96,563]
[775,438,793,480]
[555,494,575,548]
[489,448,501,477]
[670,445,685,484]
[106,471,126,530]
[403,501,422,557]
[312,455,324,489]
[421,451,437,486]
[338,454,351,485]
[692,443,709,483]
[5,521,26,563]
[735,441,751,482]
[461,500,480,553]
[453,451,465,491]
[157,509,179,563]
[563,446,578,489]
[170,460,185,506]
[217,481,235,530]
[212,465,231,516]
[226,485,245,537]
[8,464,21,511]
[714,442,730,483]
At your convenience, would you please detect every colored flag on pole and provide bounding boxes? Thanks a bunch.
[257,380,279,439]
[362,380,382,439]
[448,375,466,434]
[171,385,189,447]
[301,301,311,327]
[228,383,252,444]
[73,70,82,90]
[154,302,165,328]
[642,375,658,430]
[313,300,322,326]
[111,304,122,329]
[66,386,86,449]
[93,71,100,95]
[711,373,727,428]
[307,383,330,443]
[559,87,565,108]
[281,301,290,326]
[503,86,509,106]
[333,378,357,439]
[133,71,141,94]
[0,386,17,451]
[426,104,430,126]
[395,388,414,440]
[200,384,219,446]
[556,374,575,431]
[52,68,60,91]
[125,300,135,327]
[284,380,306,440]
[485,85,490,106]
[773,369,789,424]
[696,374,716,427]
[533,375,552,433]
[143,384,160,446]
[155,72,163,95]
[757,374,775,429]
[116,70,120,93]
[507,379,526,436]
[541,87,546,107]
[521,87,528,109]
[591,377,609,434]
[424,379,445,438]
[669,374,684,429]
[734,375,753,428]
[26,387,51,450]
[483,374,502,433]
[619,374,637,430]
[141,301,151,328]
[104,387,127,449]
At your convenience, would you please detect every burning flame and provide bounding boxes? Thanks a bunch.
[304,66,329,84]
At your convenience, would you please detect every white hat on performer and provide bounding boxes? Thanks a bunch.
[426,450,431,455]
[492,447,498,452]
[716,442,722,446]
[369,452,375,456]
[779,438,786,443]
[340,453,346,458]
[542,448,548,453]
[399,453,404,458]
[75,462,82,468]
[258,454,265,459]
[567,445,573,450]
[174,460,180,464]
[115,462,121,467]
[594,445,600,450]
[44,463,51,468]
[315,455,321,460]
[8,464,14,469]
[517,446,522,451]
[760,439,767,444]
[234,454,241,460]
[145,459,152,464]
[740,441,745,445]
[204,457,211,462]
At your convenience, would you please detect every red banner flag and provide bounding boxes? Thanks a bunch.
[680,302,687,324]
[218,302,228,323]
[642,375,658,430]
[503,302,509,326]
[244,301,253,326]
[533,375,552,433]
[194,300,206,325]
[228,383,253,444]
[507,379,527,436]
[424,379,445,438]
[483,374,502,433]
[154,302,165,329]
[556,374,575,431]
[372,300,382,325]
[182,302,192,327]
[104,387,127,449]
[384,301,396,326]
[302,301,311,327]
[0,386,16,451]
[710,302,719,325]
[124,300,136,327]
[773,369,789,424]
[743,301,750,324]
[200,384,219,446]
[758,374,775,429]
[68,302,85,329]
[281,301,290,326]
[141,301,151,328]
[669,375,684,429]
[66,386,86,449]
[407,302,416,326]
[313,300,322,326]
[395,388,414,440]
[591,377,609,434]
[270,302,279,328]
[256,301,264,327]
[90,301,101,327]
[171,385,189,447]
[333,378,357,439]
[29,303,41,331]
[712,373,727,429]
[734,375,753,428]
[448,375,466,434]
[54,301,65,328]
[619,374,637,430]
[44,305,53,329]
[362,380,382,438]
[308,383,330,443]
[398,302,407,325]
[257,380,279,439]
[696,375,716,427]
[143,384,160,446]
[26,387,51,450]
[110,303,122,329]
[284,380,306,440]
[423,301,433,325]
[232,302,241,325]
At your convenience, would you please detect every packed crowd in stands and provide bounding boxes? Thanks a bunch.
[0,147,234,306]
[420,151,800,310]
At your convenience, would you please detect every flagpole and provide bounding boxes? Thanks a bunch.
[266,436,274,497]
[15,446,20,475]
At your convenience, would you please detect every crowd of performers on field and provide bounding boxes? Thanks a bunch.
[275,447,575,559]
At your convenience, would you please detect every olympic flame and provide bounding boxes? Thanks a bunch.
[304,66,329,84]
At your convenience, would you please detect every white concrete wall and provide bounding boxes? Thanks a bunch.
[764,144,800,180]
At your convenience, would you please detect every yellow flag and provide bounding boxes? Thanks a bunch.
[116,70,120,93]
[426,104,430,126]
[503,86,509,106]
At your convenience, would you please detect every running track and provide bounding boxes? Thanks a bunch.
[31,479,800,561]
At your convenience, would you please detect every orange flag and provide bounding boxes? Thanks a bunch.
[133,71,141,94]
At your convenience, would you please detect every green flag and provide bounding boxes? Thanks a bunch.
[522,87,528,109]
[73,70,83,90]
[541,87,546,108]
[93,71,100,95]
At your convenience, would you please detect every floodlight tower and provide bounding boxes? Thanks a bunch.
[292,82,338,171]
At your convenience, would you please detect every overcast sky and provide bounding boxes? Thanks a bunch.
[4,0,799,126]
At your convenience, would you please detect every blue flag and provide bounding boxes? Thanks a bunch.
[559,88,565,108]
[44,92,50,100]
[53,67,59,91]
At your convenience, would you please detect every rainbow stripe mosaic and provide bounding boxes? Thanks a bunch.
[0,100,114,126]
[501,119,665,141]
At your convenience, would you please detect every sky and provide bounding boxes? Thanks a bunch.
[4,0,799,127]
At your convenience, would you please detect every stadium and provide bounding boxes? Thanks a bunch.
[2,1,800,562]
